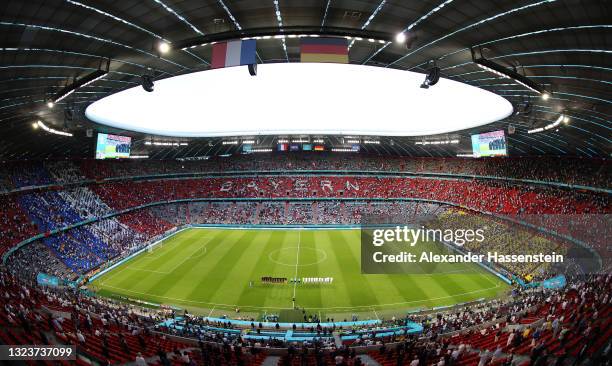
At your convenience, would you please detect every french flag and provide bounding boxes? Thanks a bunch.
[211,40,257,69]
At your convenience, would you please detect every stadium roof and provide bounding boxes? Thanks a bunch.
[0,0,609,159]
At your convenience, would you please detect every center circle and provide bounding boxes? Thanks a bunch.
[268,246,328,267]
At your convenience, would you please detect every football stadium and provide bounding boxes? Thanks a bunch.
[0,1,610,366]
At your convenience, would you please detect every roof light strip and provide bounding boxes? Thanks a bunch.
[349,0,387,49]
[527,114,564,134]
[66,0,168,41]
[272,0,289,60]
[530,107,611,132]
[152,0,204,35]
[471,76,612,86]
[0,47,171,75]
[448,64,612,79]
[412,25,612,71]
[0,64,139,78]
[66,0,207,64]
[218,0,242,30]
[320,0,333,29]
[444,49,612,72]
[215,1,262,64]
[331,148,359,152]
[520,132,566,153]
[478,25,612,47]
[0,21,188,70]
[362,0,454,64]
[36,120,73,137]
[387,0,557,68]
[144,141,188,146]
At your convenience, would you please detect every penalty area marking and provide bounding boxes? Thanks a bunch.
[121,236,212,274]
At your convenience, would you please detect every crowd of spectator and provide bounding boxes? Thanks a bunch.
[6,241,75,281]
[0,195,37,256]
[81,155,610,189]
[427,210,569,280]
[1,172,608,280]
[144,201,446,228]
[1,262,609,365]
[86,176,609,222]
[1,155,609,194]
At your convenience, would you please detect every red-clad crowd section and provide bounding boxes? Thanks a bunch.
[91,176,608,215]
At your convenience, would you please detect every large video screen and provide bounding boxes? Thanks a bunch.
[95,133,131,159]
[471,130,507,157]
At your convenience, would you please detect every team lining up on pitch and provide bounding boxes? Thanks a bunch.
[261,277,334,284]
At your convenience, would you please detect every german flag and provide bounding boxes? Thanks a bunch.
[300,37,348,64]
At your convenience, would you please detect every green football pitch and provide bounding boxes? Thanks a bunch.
[91,228,508,320]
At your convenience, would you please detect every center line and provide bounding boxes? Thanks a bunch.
[292,231,301,300]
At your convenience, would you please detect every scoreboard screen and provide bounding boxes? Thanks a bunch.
[95,133,131,159]
[471,130,507,157]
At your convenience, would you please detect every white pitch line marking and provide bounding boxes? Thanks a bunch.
[165,237,213,273]
[292,231,301,301]
[98,282,501,311]
[125,267,171,274]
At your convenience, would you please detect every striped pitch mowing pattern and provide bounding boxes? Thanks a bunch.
[92,228,508,318]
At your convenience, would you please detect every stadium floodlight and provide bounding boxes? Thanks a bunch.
[420,64,440,89]
[248,63,257,76]
[141,74,154,92]
[395,32,406,44]
[158,42,170,54]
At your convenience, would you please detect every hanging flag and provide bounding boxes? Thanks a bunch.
[300,37,349,64]
[211,39,257,69]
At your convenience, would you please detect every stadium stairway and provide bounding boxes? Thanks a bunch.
[261,355,281,366]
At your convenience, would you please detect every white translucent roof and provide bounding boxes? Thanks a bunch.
[85,63,513,137]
